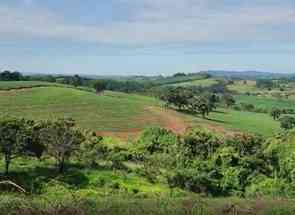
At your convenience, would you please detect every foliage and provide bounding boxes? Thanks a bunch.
[279,116,295,130]
[0,70,23,81]
[39,118,85,173]
[137,127,178,155]
[270,108,281,120]
[0,117,32,174]
[93,80,107,93]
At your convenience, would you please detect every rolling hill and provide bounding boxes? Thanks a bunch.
[0,83,188,138]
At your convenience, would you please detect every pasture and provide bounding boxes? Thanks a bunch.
[170,78,218,87]
[186,108,281,136]
[0,85,188,138]
[227,80,258,93]
[0,81,284,137]
[0,81,64,90]
[235,94,295,111]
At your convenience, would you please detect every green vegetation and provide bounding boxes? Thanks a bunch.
[1,117,295,214]
[0,81,65,90]
[3,72,295,214]
[235,95,295,111]
[152,73,208,86]
[227,80,258,93]
[200,109,280,136]
[170,78,218,87]
[0,86,163,132]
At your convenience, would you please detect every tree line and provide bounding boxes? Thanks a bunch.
[157,85,235,118]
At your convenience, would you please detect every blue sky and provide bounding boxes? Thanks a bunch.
[0,0,294,76]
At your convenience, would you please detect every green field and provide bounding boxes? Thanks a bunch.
[186,108,281,136]
[0,81,65,90]
[0,81,286,137]
[210,109,281,136]
[235,94,295,111]
[0,86,164,132]
[227,80,258,93]
[170,78,218,87]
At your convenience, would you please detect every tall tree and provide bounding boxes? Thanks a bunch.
[93,80,107,94]
[0,118,30,175]
[39,119,84,173]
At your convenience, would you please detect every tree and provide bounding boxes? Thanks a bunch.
[270,108,281,120]
[23,121,47,160]
[0,118,30,175]
[222,94,235,108]
[280,116,295,130]
[93,80,107,94]
[198,99,211,118]
[39,119,84,173]
[181,128,220,159]
[78,131,106,167]
[72,74,82,87]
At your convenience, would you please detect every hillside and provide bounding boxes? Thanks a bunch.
[201,70,295,79]
[0,84,187,138]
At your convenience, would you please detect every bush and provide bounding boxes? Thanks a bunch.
[137,127,178,154]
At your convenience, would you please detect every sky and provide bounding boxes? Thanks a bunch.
[0,0,294,76]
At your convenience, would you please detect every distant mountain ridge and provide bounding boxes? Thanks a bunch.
[200,70,295,79]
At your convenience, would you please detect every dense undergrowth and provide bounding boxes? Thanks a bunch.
[1,117,295,214]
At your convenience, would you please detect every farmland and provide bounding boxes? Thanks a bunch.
[0,81,289,137]
[0,86,164,132]
[170,78,218,87]
[1,76,295,214]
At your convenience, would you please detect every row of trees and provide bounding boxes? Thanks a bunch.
[159,86,235,118]
[0,71,24,81]
[0,118,87,174]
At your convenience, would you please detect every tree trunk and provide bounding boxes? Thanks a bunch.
[5,154,11,175]
[58,156,65,173]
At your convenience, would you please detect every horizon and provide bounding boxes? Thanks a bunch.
[0,0,295,75]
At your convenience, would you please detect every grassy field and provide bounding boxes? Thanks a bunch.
[0,81,65,90]
[170,78,218,87]
[0,81,285,137]
[227,80,258,93]
[186,108,281,136]
[235,94,295,111]
[0,86,167,132]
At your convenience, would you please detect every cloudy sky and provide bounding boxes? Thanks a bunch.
[0,0,294,75]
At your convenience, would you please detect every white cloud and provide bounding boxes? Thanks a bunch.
[0,1,294,45]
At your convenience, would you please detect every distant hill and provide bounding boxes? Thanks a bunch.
[200,70,295,80]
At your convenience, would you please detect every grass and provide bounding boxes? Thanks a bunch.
[170,78,218,87]
[152,74,207,86]
[186,108,281,136]
[0,157,173,198]
[235,95,295,111]
[0,86,164,132]
[227,80,258,93]
[0,81,65,90]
